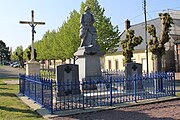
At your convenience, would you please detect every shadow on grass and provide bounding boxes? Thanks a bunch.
[0,88,9,90]
[0,77,19,80]
[0,83,7,85]
[0,105,42,118]
[0,93,16,97]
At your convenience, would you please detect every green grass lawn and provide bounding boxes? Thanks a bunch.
[176,92,180,97]
[0,79,44,120]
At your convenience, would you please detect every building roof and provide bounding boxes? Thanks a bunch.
[117,11,180,52]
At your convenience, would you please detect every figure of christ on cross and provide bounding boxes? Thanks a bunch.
[19,10,45,61]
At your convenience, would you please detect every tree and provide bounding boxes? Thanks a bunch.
[80,0,120,53]
[34,40,45,61]
[36,30,57,71]
[24,46,37,61]
[31,0,120,68]
[12,46,24,68]
[147,13,173,72]
[55,10,80,63]
[120,30,143,63]
[0,40,10,64]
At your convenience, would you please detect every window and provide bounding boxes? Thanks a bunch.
[141,58,147,73]
[115,59,119,71]
[132,58,136,63]
[122,59,125,67]
[108,60,112,70]
[69,59,71,64]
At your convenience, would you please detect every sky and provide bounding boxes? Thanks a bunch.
[0,0,180,51]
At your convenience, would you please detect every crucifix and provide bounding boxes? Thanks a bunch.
[19,10,45,61]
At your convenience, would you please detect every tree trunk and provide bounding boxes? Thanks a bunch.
[153,54,163,92]
[73,56,77,64]
[42,60,44,70]
[153,54,162,72]
[53,60,56,74]
[20,59,24,68]
[48,60,50,72]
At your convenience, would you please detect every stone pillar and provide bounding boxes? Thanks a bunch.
[26,60,40,75]
[74,46,105,83]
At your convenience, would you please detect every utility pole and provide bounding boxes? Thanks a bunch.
[19,10,45,61]
[143,0,149,74]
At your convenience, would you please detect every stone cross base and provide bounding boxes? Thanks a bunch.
[26,60,40,75]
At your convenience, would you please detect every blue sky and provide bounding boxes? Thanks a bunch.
[0,0,180,51]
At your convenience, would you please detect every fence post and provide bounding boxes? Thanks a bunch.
[21,74,26,95]
[110,77,113,106]
[28,76,30,97]
[41,79,44,106]
[155,73,158,99]
[50,80,53,114]
[19,74,24,94]
[173,72,176,96]
[35,77,37,101]
[82,81,84,110]
[19,74,21,94]
[134,74,137,103]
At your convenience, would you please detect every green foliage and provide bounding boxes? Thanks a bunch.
[23,46,29,61]
[11,46,23,61]
[120,30,143,63]
[33,10,80,62]
[148,13,173,72]
[148,13,173,56]
[31,0,120,62]
[55,10,80,60]
[41,30,55,60]
[0,40,10,63]
[80,0,120,53]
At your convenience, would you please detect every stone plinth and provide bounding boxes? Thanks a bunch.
[74,46,105,85]
[26,60,40,75]
[125,62,143,91]
[56,64,80,96]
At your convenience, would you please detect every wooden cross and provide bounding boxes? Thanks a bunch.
[19,10,45,61]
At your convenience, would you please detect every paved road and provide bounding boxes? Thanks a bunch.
[0,65,25,78]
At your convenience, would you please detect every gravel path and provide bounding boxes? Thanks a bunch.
[52,99,180,120]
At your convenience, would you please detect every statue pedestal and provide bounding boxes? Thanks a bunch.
[26,60,40,75]
[74,46,105,85]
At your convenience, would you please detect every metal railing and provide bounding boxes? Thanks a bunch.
[19,72,176,114]
[19,74,53,113]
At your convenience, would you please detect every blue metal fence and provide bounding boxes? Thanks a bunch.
[19,74,53,113]
[19,72,176,114]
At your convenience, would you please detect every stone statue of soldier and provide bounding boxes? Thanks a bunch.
[79,6,97,47]
[74,6,105,84]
